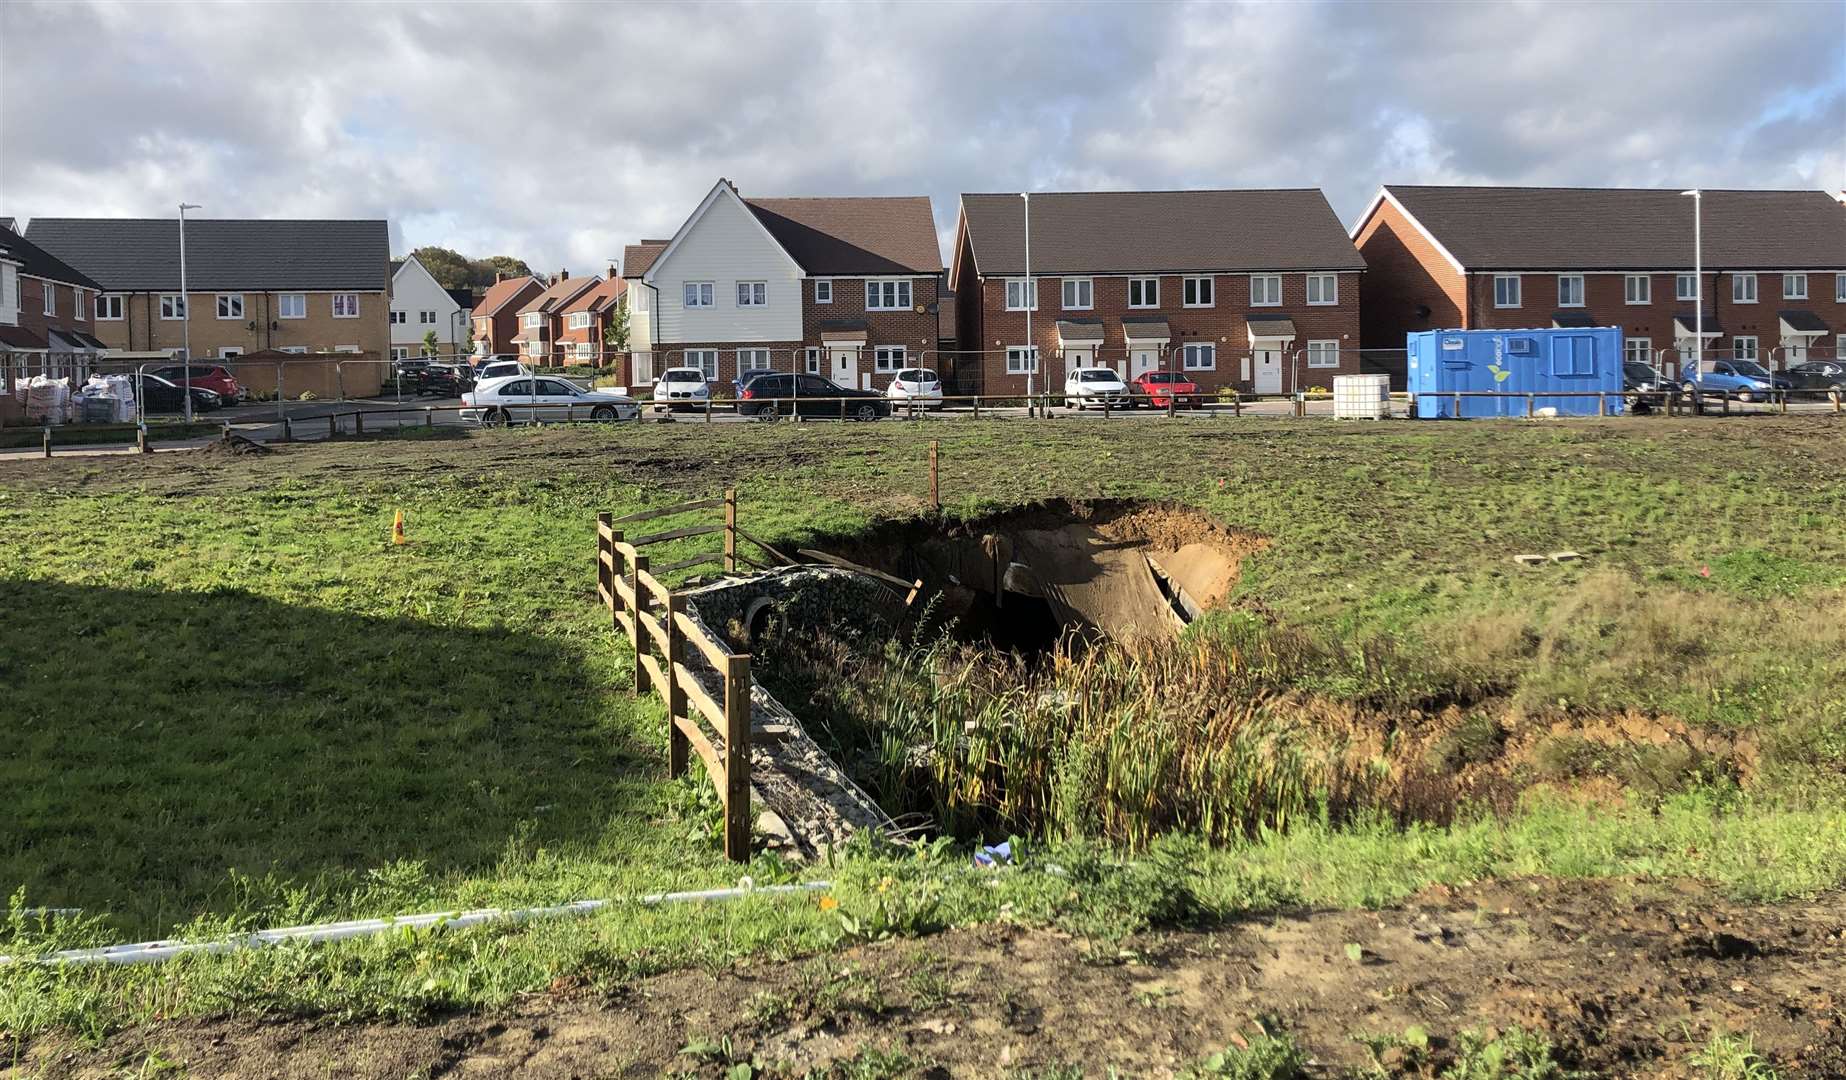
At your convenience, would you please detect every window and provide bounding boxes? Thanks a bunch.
[803,346,822,374]
[390,346,410,361]
[420,310,437,324]
[736,281,767,306]
[1005,278,1037,311]
[1731,274,1756,303]
[1061,277,1092,310]
[1493,275,1522,308]
[95,293,123,320]
[1837,274,1846,303]
[1676,274,1698,300]
[1167,276,1209,308]
[1306,340,1341,369]
[1624,275,1650,304]
[1181,343,1215,370]
[278,293,306,319]
[866,278,912,310]
[1121,277,1155,308]
[685,349,719,378]
[332,293,359,318]
[279,346,308,354]
[159,294,187,319]
[567,312,592,330]
[683,282,715,307]
[1783,273,1807,300]
[390,310,406,325]
[1005,346,1039,374]
[219,347,241,359]
[1305,274,1338,305]
[211,293,241,320]
[1624,339,1652,364]
[42,284,55,316]
[874,345,906,372]
[1551,335,1595,376]
[1250,275,1281,306]
[522,312,542,330]
[1733,336,1758,361]
[737,348,772,369]
[814,279,832,304]
[574,341,595,360]
[74,289,86,321]
[525,340,545,356]
[1557,274,1585,307]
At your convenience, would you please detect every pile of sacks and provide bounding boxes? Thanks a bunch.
[23,376,71,425]
[79,374,137,423]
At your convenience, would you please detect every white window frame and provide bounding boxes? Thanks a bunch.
[684,281,715,308]
[736,281,767,307]
[685,349,719,378]
[1493,275,1521,309]
[736,348,773,370]
[390,346,410,361]
[1623,275,1650,305]
[389,310,406,325]
[567,312,592,330]
[521,312,542,329]
[74,289,86,321]
[574,341,595,360]
[95,293,123,321]
[42,283,55,316]
[159,294,187,320]
[1557,274,1585,308]
[802,346,822,374]
[332,293,359,318]
[216,293,244,320]
[1733,336,1758,361]
[1624,339,1652,364]
[278,293,306,319]
[1004,278,1037,311]
[1676,274,1698,301]
[1305,273,1338,306]
[1180,342,1215,371]
[1128,277,1159,309]
[1731,274,1757,303]
[866,278,913,311]
[218,347,242,359]
[1061,277,1092,310]
[1306,340,1340,369]
[1180,276,1214,308]
[813,279,832,304]
[1249,274,1281,307]
[1005,345,1039,374]
[874,345,906,373]
[1783,273,1807,300]
[279,345,308,354]
[420,310,437,325]
[1836,274,1846,303]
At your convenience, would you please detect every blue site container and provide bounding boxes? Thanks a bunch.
[1406,327,1624,418]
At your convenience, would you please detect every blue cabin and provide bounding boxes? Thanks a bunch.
[1406,328,1624,418]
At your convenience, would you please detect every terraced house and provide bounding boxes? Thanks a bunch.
[950,189,1366,396]
[554,269,627,367]
[622,178,942,388]
[1353,186,1846,372]
[512,271,600,366]
[469,272,545,358]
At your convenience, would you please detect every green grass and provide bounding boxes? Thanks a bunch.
[2,417,1845,1036]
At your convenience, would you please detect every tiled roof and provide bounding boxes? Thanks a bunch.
[562,276,626,315]
[0,222,103,289]
[26,218,389,291]
[960,189,1364,276]
[518,275,599,315]
[746,196,943,275]
[1383,186,1846,270]
[475,275,544,316]
[622,241,669,278]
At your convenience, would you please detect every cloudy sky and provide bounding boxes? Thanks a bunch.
[3,0,1842,274]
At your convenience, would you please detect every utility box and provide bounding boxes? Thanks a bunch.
[1407,328,1624,418]
[1333,374,1391,419]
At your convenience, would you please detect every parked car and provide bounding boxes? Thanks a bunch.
[884,368,943,408]
[653,367,713,410]
[136,373,222,414]
[1681,360,1792,402]
[151,364,242,403]
[475,360,531,383]
[1621,361,1673,413]
[410,364,474,397]
[1129,370,1201,408]
[733,368,778,397]
[1064,366,1130,409]
[459,375,639,425]
[737,373,889,420]
[1785,360,1846,392]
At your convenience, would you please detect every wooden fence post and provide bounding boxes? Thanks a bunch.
[723,653,752,862]
[596,512,612,603]
[631,553,649,694]
[723,488,738,573]
[42,428,51,458]
[666,593,688,779]
[1525,393,1535,419]
[929,440,939,510]
[328,414,338,439]
[354,411,365,436]
[1598,392,1607,417]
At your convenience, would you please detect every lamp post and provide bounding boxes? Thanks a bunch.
[1021,192,1033,414]
[1681,188,1701,379]
[178,202,201,421]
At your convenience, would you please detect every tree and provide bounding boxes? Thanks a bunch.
[421,330,440,357]
[406,246,535,292]
[462,320,476,357]
[603,297,631,353]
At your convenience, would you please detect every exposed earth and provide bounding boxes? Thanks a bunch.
[15,878,1844,1078]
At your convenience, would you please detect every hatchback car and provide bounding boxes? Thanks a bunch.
[884,368,943,408]
[1129,370,1201,408]
[460,375,640,425]
[732,368,778,397]
[1785,360,1846,392]
[737,373,888,420]
[136,373,222,414]
[653,367,713,410]
[475,360,531,383]
[151,364,243,403]
[1681,360,1793,402]
[1064,367,1130,408]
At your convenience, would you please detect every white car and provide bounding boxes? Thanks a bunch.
[884,368,944,408]
[1064,366,1130,408]
[460,375,640,425]
[475,360,531,382]
[653,367,712,410]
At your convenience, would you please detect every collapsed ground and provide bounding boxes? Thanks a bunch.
[2,415,1845,1068]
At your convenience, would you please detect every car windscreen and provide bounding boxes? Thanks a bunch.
[1733,361,1772,377]
[894,369,938,383]
[1078,370,1118,382]
[1142,372,1175,383]
[660,370,704,382]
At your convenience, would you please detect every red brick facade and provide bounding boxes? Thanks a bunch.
[1353,196,1465,349]
[471,278,543,358]
[13,275,97,348]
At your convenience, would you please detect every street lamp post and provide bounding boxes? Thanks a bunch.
[178,203,201,421]
[1681,188,1701,379]
[1021,192,1033,415]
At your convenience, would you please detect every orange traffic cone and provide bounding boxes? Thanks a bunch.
[392,509,406,546]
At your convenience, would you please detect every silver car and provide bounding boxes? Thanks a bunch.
[460,375,640,424]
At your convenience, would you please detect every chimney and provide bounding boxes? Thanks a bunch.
[723,177,738,194]
[607,261,619,280]
[560,267,568,281]
[495,270,505,283]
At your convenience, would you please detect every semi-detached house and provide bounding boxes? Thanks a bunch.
[470,272,545,358]
[622,178,942,389]
[389,256,472,360]
[512,271,600,366]
[950,189,1366,396]
[1352,186,1846,371]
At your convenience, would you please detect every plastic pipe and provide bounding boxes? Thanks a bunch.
[0,881,830,968]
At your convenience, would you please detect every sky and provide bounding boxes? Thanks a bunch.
[3,0,1843,275]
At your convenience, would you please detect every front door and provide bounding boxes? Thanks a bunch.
[1131,348,1161,379]
[831,347,858,388]
[1253,349,1283,394]
[1784,340,1807,367]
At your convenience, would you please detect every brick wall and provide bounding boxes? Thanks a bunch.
[14,276,97,344]
[1354,197,1467,348]
[88,290,390,359]
[800,276,939,388]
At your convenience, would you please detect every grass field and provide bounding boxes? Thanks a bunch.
[3,414,1845,1042]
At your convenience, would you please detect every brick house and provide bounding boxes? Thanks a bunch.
[0,223,110,423]
[1352,186,1846,372]
[555,269,627,367]
[622,178,941,389]
[469,272,545,358]
[512,271,600,366]
[950,189,1365,397]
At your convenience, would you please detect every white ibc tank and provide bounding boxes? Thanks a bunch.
[1333,374,1391,420]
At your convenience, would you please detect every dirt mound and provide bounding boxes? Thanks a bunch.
[195,433,273,456]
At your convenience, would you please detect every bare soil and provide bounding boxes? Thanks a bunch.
[17,878,1844,1079]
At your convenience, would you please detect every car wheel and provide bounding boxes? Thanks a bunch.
[757,401,781,422]
[484,408,510,427]
[591,405,616,421]
[853,402,879,422]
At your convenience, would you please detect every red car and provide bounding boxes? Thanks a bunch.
[152,364,243,403]
[1130,370,1201,408]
